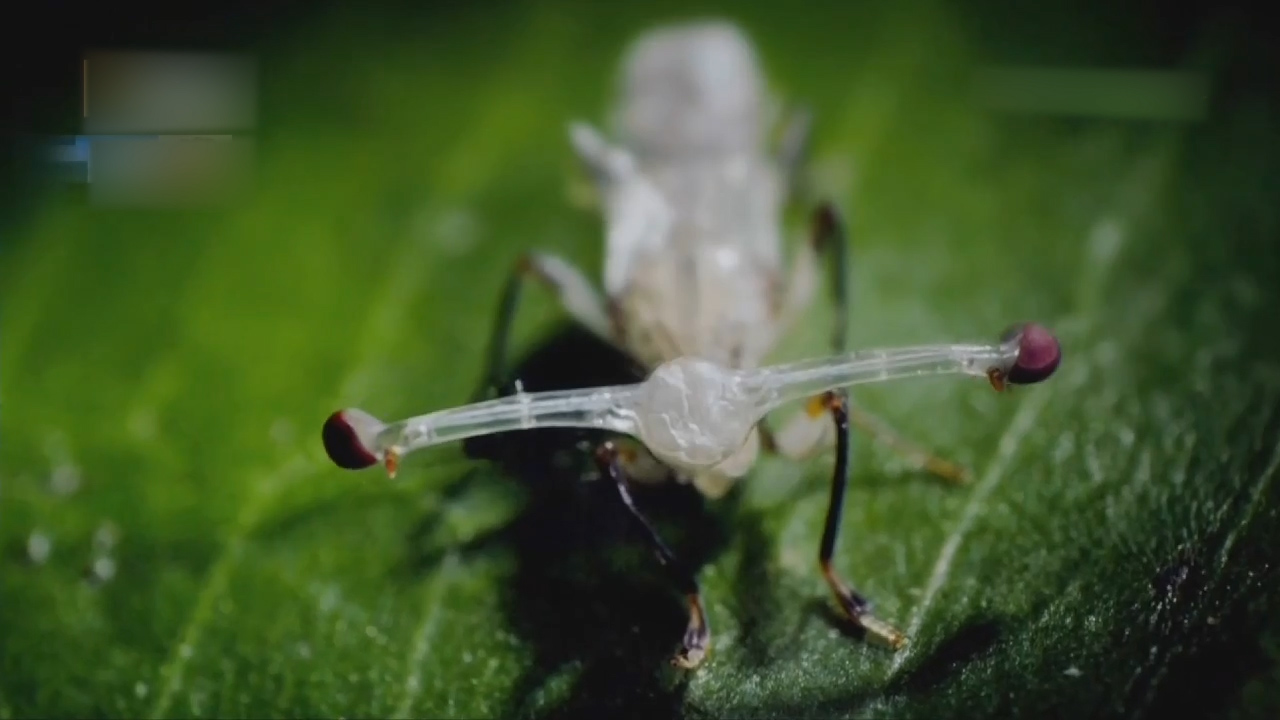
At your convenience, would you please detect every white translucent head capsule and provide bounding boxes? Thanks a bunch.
[613,20,769,156]
[323,323,1061,478]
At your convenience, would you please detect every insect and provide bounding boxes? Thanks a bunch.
[324,19,1064,669]
[325,328,1061,662]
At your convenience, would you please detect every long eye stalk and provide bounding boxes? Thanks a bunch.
[321,323,1061,477]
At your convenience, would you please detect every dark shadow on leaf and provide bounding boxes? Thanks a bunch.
[708,685,881,720]
[1126,522,1280,718]
[729,507,786,670]
[1138,562,1276,720]
[390,469,518,583]
[884,616,1007,698]
[809,598,870,645]
[251,485,423,548]
[403,324,744,720]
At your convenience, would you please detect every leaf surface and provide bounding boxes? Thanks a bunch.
[3,3,1278,718]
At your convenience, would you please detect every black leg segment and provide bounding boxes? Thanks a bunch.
[816,390,908,650]
[474,255,535,403]
[810,201,851,353]
[811,201,969,484]
[594,441,711,669]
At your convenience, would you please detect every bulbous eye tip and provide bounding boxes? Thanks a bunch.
[1002,322,1062,385]
[322,409,379,470]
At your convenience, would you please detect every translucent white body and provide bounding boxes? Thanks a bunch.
[322,21,1063,669]
[564,20,814,495]
[574,20,790,371]
[323,22,1053,498]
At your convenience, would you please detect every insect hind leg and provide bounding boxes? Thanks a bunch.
[846,404,969,483]
[773,202,968,483]
[822,201,968,483]
[595,441,710,669]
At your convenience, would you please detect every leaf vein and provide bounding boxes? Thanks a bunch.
[887,223,1134,676]
[146,209,446,719]
[887,387,1053,676]
[393,552,460,718]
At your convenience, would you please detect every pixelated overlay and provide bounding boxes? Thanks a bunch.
[83,51,256,134]
[974,66,1210,122]
[33,50,258,206]
[84,134,254,207]
[39,134,255,207]
[42,135,97,185]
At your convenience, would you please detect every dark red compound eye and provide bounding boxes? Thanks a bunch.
[322,410,379,469]
[1001,323,1062,385]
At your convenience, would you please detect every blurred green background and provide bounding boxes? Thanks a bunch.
[3,1,1279,718]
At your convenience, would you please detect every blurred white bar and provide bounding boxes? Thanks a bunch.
[84,51,257,133]
[51,144,84,163]
[975,66,1211,121]
[88,135,253,206]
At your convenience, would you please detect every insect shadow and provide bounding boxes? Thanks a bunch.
[399,323,776,719]
[882,615,1007,698]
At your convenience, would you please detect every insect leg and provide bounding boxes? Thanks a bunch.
[475,252,612,401]
[777,105,814,199]
[772,202,836,343]
[595,440,711,670]
[812,202,850,350]
[815,202,970,483]
[564,121,615,211]
[614,438,677,486]
[764,204,848,454]
[846,405,969,483]
[816,389,907,649]
[567,121,635,187]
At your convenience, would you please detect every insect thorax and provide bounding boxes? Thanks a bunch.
[604,148,790,365]
[611,243,783,373]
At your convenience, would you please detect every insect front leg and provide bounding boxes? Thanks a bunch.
[772,202,969,483]
[475,252,613,401]
[568,121,635,188]
[594,441,711,670]
[565,120,622,211]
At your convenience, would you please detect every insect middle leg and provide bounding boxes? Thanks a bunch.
[770,202,969,483]
[766,202,968,651]
[594,440,711,669]
[768,391,907,648]
[474,252,614,402]
[820,390,907,648]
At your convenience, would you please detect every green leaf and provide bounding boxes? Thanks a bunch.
[4,2,1279,718]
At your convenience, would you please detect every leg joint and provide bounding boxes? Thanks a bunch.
[812,202,842,249]
[805,389,849,419]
